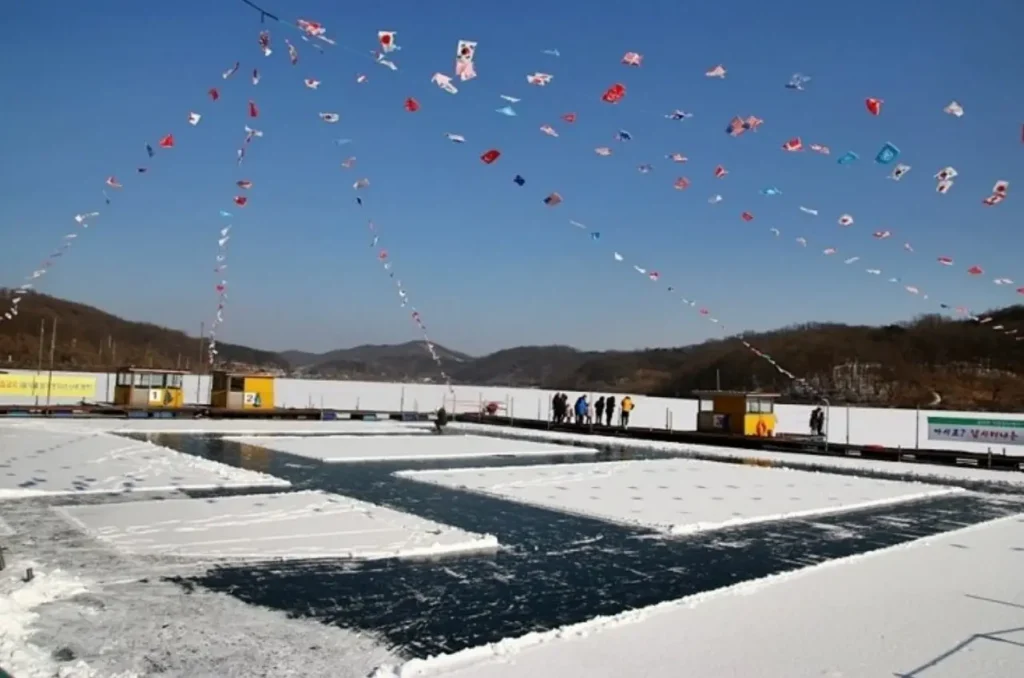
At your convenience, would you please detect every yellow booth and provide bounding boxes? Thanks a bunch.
[113,367,187,408]
[210,370,275,410]
[694,390,779,437]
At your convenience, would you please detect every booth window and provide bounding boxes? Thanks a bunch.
[746,398,774,414]
[212,372,226,392]
[229,376,245,392]
[116,372,132,387]
[699,399,715,411]
[167,374,183,388]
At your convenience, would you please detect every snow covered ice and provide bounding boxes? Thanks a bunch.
[398,458,961,535]
[58,490,499,562]
[0,423,288,499]
[225,433,596,463]
[454,422,1024,487]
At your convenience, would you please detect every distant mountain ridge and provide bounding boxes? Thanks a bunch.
[2,289,1023,410]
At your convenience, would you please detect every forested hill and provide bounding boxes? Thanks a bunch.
[2,289,1022,410]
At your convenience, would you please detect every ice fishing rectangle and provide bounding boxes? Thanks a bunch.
[397,459,961,535]
[0,423,289,500]
[224,434,596,463]
[57,490,498,562]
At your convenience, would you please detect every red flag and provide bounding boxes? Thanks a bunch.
[937,256,953,266]
[248,100,259,118]
[865,97,883,116]
[741,211,754,222]
[714,165,728,178]
[781,137,803,152]
[967,265,984,276]
[237,180,253,189]
[158,134,174,148]
[673,177,691,190]
[562,113,577,123]
[601,83,626,104]
[233,196,248,207]
[208,88,220,101]
[480,149,500,164]
[404,97,420,112]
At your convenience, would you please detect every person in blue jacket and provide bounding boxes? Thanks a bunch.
[574,394,588,425]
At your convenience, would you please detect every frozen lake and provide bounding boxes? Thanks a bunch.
[0,423,288,500]
[398,459,961,535]
[379,513,1024,678]
[225,433,596,463]
[58,490,499,562]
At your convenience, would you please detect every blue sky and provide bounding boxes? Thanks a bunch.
[1,0,1022,355]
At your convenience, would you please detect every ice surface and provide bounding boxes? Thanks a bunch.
[373,513,1024,678]
[0,423,289,500]
[224,433,596,463]
[58,490,499,562]
[399,458,960,535]
[453,423,1024,486]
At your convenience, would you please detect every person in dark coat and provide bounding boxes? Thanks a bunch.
[434,406,448,434]
[604,395,615,427]
[594,396,605,425]
[809,408,820,435]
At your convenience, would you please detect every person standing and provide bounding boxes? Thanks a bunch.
[809,407,820,435]
[604,395,615,427]
[594,396,606,426]
[620,395,634,428]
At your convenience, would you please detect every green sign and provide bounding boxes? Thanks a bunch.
[927,416,1024,446]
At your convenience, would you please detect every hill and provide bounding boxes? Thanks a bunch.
[0,290,287,373]
[2,289,1023,410]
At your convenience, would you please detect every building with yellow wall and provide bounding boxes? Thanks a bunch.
[112,367,187,408]
[210,370,275,410]
[694,390,779,437]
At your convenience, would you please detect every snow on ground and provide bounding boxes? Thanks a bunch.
[453,423,1024,487]
[373,513,1024,678]
[0,561,131,678]
[225,434,597,463]
[0,423,289,500]
[398,458,960,535]
[57,490,499,562]
[0,418,432,435]
[1,495,401,678]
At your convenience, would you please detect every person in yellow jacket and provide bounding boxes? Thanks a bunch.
[620,396,634,428]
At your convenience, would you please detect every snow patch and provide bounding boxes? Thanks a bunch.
[398,458,960,535]
[57,490,499,562]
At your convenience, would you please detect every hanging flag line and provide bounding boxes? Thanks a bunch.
[224,15,820,389]
[365,217,456,393]
[207,107,266,364]
[231,14,1018,389]
[0,61,242,326]
[246,13,1020,344]
[742,209,1023,341]
[244,17,458,389]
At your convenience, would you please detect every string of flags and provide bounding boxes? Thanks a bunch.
[243,14,457,389]
[0,62,242,326]
[226,12,1022,392]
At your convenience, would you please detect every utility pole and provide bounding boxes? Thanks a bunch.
[198,321,205,374]
[35,318,45,406]
[45,316,57,408]
[716,368,721,391]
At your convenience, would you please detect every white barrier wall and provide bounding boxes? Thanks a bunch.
[2,369,1022,453]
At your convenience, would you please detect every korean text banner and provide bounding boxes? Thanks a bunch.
[0,375,97,399]
[927,416,1024,447]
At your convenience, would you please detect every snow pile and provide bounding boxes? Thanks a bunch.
[0,562,136,678]
[398,458,961,535]
[372,513,1024,677]
[59,490,499,562]
[453,422,1024,486]
[0,424,289,500]
[226,433,596,463]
